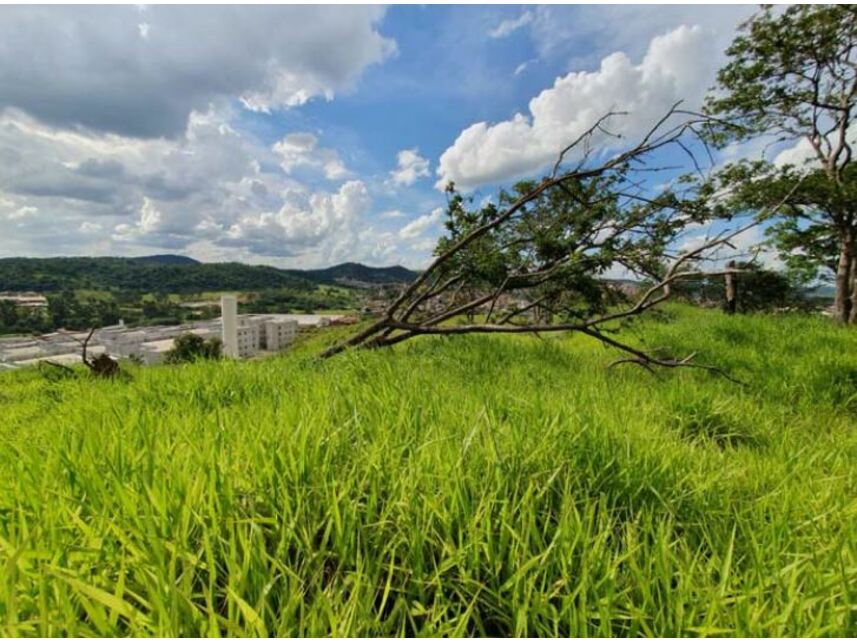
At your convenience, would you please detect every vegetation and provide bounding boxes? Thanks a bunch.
[703,5,856,323]
[0,258,414,335]
[324,105,791,370]
[0,257,308,293]
[0,307,855,636]
[0,7,854,639]
[694,162,855,291]
[0,291,122,335]
[241,286,356,316]
[671,261,805,313]
[0,257,417,294]
[164,333,223,364]
[303,262,420,286]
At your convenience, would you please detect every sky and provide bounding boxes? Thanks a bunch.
[0,4,770,270]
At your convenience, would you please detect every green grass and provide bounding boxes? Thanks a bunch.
[1,306,855,636]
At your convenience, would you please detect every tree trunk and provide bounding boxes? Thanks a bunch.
[724,261,737,314]
[849,243,857,325]
[834,228,855,324]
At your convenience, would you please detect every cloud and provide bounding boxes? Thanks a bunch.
[436,25,715,191]
[489,11,532,39]
[273,132,350,180]
[676,224,782,271]
[0,5,395,138]
[381,209,406,219]
[79,221,102,233]
[113,197,165,239]
[514,59,537,77]
[223,180,371,258]
[7,205,37,221]
[529,5,752,66]
[773,124,857,169]
[389,148,430,187]
[399,207,443,239]
[0,107,403,267]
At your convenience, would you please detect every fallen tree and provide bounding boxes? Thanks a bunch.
[322,106,792,377]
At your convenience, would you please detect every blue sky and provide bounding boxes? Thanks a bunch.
[0,4,779,269]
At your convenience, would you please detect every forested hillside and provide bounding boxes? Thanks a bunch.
[0,256,418,293]
[303,262,420,285]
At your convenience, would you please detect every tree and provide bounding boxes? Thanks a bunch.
[0,300,18,329]
[703,5,857,322]
[672,260,799,313]
[165,333,223,364]
[696,160,855,298]
[321,107,787,379]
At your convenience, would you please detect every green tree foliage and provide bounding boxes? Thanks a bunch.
[0,299,54,335]
[0,292,124,336]
[672,261,800,313]
[703,5,857,322]
[46,291,120,331]
[164,333,223,364]
[0,300,17,328]
[0,257,314,293]
[0,257,415,294]
[325,107,750,379]
[241,288,353,315]
[697,161,855,287]
[435,174,692,324]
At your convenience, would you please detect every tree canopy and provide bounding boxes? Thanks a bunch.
[703,5,856,322]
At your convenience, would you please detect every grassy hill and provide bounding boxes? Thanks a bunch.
[1,306,855,636]
[0,256,418,293]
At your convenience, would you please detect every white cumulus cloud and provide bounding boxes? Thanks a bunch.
[273,132,350,180]
[399,207,443,240]
[436,24,715,191]
[223,180,371,258]
[389,148,430,187]
[0,106,403,267]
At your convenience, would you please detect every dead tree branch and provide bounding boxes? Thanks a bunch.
[320,107,791,378]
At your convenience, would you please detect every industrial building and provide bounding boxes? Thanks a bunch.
[0,295,342,370]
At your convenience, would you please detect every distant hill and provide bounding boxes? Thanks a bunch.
[133,254,201,265]
[0,256,417,293]
[304,262,420,286]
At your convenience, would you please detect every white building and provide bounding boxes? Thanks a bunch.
[236,324,260,358]
[221,294,239,358]
[0,299,345,368]
[263,319,298,351]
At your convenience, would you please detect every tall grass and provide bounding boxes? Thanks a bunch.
[1,306,855,636]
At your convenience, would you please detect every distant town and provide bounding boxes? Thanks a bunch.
[0,294,356,371]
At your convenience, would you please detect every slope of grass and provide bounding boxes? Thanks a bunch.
[1,306,855,636]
